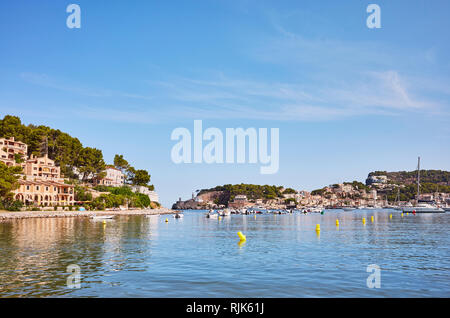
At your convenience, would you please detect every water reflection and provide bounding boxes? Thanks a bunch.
[0,216,160,297]
[0,211,449,297]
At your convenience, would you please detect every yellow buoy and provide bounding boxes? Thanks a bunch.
[316,224,320,232]
[254,215,256,219]
[362,217,366,224]
[406,212,409,215]
[218,216,221,220]
[371,216,374,222]
[237,231,246,241]
[336,219,339,226]
[401,213,404,217]
[165,218,168,223]
[389,214,392,219]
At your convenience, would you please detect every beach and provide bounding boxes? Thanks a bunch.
[0,208,175,221]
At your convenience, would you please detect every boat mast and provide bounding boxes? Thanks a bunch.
[417,156,421,205]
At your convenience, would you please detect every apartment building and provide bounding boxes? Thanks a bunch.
[0,136,28,167]
[14,179,74,207]
[2,140,76,207]
[93,166,125,187]
[24,154,61,181]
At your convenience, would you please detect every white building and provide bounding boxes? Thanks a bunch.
[94,166,125,187]
[131,185,159,203]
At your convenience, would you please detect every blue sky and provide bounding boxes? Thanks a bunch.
[1,0,449,207]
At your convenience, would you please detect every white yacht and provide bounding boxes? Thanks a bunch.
[402,157,445,213]
[402,203,444,213]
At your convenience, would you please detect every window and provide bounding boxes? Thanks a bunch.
[26,186,30,190]
[36,186,40,190]
[46,187,49,191]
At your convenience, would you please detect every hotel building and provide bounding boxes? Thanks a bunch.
[0,138,75,207]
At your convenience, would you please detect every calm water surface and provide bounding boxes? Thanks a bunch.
[0,210,449,297]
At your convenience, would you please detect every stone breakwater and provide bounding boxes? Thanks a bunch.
[0,208,176,221]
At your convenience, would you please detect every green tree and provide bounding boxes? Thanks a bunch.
[125,166,136,184]
[114,154,130,173]
[0,162,23,209]
[0,115,28,141]
[131,169,151,186]
[76,147,106,181]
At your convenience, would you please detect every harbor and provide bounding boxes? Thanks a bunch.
[0,208,448,297]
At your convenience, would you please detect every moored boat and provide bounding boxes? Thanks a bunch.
[402,157,445,213]
[173,212,184,218]
[402,203,445,213]
[90,215,115,220]
[206,210,218,218]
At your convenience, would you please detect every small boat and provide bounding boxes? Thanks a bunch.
[173,212,184,218]
[304,207,324,213]
[217,209,231,216]
[90,215,115,220]
[206,210,218,218]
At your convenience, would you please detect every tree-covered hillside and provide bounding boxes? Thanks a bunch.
[369,170,450,185]
[198,183,289,206]
[0,115,102,178]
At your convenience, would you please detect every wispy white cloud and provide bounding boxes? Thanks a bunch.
[17,67,448,124]
[20,72,154,101]
[17,17,450,124]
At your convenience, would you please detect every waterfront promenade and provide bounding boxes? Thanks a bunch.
[0,208,175,221]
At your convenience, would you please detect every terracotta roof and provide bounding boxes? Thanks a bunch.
[18,179,74,187]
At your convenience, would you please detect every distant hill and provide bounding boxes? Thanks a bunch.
[196,184,296,206]
[369,170,450,185]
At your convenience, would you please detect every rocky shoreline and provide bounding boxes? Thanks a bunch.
[0,208,176,221]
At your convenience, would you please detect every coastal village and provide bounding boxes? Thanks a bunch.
[173,175,450,210]
[0,136,159,210]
